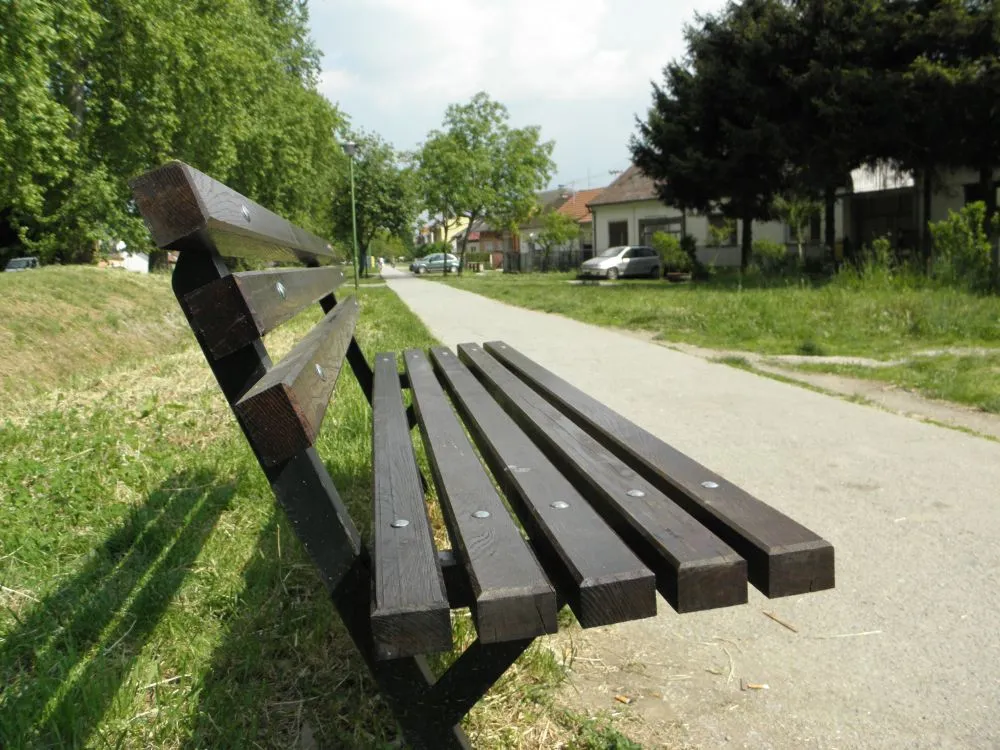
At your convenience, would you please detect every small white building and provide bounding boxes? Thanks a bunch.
[587,165,842,266]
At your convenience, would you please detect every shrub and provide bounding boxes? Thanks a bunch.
[651,231,690,273]
[751,238,788,272]
[930,201,995,290]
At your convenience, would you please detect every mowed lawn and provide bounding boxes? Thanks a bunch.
[439,271,1000,413]
[0,269,627,749]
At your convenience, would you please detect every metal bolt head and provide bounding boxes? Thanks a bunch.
[275,281,286,299]
[701,481,720,489]
[472,510,491,519]
[390,519,410,529]
[241,204,250,222]
[315,363,326,380]
[550,501,569,510]
[626,489,646,498]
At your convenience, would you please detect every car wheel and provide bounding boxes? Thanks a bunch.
[417,267,426,275]
[649,265,660,279]
[607,267,619,281]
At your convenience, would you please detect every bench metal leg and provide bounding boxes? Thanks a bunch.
[333,558,535,749]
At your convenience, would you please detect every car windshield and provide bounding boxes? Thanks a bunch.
[598,246,625,258]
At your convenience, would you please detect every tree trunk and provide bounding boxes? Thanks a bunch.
[741,212,753,271]
[921,167,933,270]
[824,184,836,268]
[979,165,998,291]
[457,214,476,277]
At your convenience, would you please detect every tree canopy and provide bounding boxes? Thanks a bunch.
[331,132,419,276]
[418,92,555,273]
[632,0,1000,282]
[0,0,347,266]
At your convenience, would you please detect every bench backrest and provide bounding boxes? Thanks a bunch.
[130,161,368,593]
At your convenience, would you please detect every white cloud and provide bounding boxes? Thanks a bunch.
[309,0,727,182]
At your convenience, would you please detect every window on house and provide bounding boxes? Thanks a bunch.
[639,217,682,247]
[785,214,823,244]
[608,221,628,247]
[708,214,738,246]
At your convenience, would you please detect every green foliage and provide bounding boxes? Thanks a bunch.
[0,0,347,265]
[651,231,689,272]
[707,217,737,248]
[418,92,555,272]
[931,201,996,290]
[537,211,580,254]
[774,194,822,260]
[331,132,419,274]
[751,238,789,272]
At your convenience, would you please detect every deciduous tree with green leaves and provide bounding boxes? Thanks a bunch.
[418,92,555,275]
[331,133,419,276]
[535,210,580,268]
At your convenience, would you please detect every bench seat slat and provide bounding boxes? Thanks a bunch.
[404,349,557,643]
[458,344,748,614]
[482,342,835,598]
[183,266,345,358]
[233,297,359,466]
[371,353,452,660]
[429,346,656,629]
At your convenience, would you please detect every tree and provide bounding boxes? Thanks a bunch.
[774,193,822,264]
[419,92,555,275]
[632,0,796,270]
[0,0,346,266]
[331,132,419,276]
[535,210,580,269]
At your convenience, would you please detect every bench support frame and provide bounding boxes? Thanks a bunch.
[173,247,534,749]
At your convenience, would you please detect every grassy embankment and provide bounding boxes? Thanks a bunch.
[0,267,635,749]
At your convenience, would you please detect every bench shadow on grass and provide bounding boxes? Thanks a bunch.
[0,469,235,749]
[181,460,400,749]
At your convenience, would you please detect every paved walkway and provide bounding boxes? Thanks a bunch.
[384,269,1000,750]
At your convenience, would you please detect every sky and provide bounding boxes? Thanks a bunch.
[309,0,728,190]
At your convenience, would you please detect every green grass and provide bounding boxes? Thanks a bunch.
[0,266,188,401]
[792,352,1000,413]
[438,271,1000,358]
[0,272,633,749]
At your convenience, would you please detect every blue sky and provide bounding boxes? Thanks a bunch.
[308,0,727,190]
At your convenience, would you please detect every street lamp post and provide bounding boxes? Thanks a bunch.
[341,140,360,291]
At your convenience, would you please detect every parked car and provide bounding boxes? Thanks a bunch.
[578,246,661,280]
[411,252,459,274]
[3,257,40,272]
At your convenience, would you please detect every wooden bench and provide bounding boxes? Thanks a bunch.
[130,161,835,749]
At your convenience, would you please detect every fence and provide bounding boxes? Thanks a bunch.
[502,249,594,273]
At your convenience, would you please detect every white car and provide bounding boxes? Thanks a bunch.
[579,246,661,280]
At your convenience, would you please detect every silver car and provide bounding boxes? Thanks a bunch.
[579,245,661,280]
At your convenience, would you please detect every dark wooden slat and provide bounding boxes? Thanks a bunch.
[130,161,336,262]
[404,349,557,642]
[459,344,748,614]
[371,352,451,660]
[183,266,345,358]
[429,346,656,628]
[173,250,363,596]
[233,297,359,466]
[483,342,835,598]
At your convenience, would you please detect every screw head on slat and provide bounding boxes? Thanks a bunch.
[701,481,720,489]
[315,363,326,380]
[550,501,569,510]
[241,204,250,222]
[626,489,646,498]
[472,510,491,519]
[390,519,410,528]
[275,281,286,299]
